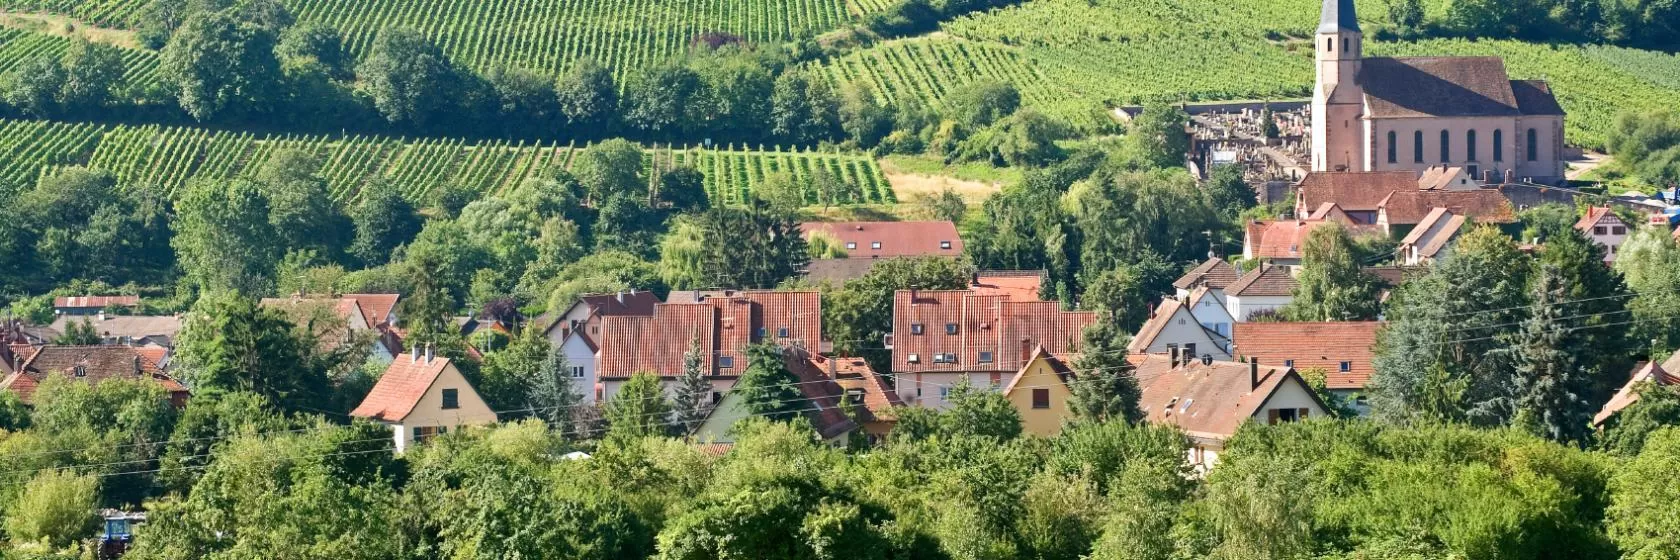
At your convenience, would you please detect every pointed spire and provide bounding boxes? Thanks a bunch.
[1318,0,1360,34]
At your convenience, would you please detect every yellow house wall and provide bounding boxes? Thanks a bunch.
[397,363,498,450]
[1006,359,1074,437]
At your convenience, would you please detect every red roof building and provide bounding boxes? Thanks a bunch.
[970,270,1046,302]
[1,345,186,406]
[802,221,963,259]
[53,295,140,315]
[1232,321,1382,391]
[889,289,1096,375]
[598,290,823,381]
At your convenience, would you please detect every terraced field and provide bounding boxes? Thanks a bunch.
[0,27,161,87]
[0,119,891,205]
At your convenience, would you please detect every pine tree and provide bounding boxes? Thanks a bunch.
[735,344,803,423]
[1067,323,1142,424]
[527,344,581,436]
[604,371,671,443]
[670,336,712,434]
[1501,265,1596,444]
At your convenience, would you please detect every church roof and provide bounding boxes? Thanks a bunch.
[1318,0,1360,34]
[1361,57,1537,119]
[1510,80,1565,115]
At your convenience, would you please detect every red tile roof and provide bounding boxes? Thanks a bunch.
[53,296,140,309]
[3,345,184,404]
[891,290,1096,374]
[1379,189,1515,225]
[1594,361,1679,426]
[343,294,400,328]
[802,221,963,259]
[1232,322,1382,390]
[1128,298,1186,353]
[1173,258,1240,291]
[784,348,861,439]
[1134,355,1320,440]
[971,270,1045,302]
[1573,206,1621,232]
[816,353,903,420]
[1246,220,1338,260]
[597,291,822,379]
[1297,172,1418,212]
[350,354,454,423]
[1397,208,1467,260]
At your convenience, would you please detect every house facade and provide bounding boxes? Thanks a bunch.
[1224,264,1298,321]
[350,350,498,453]
[888,289,1096,409]
[539,291,660,404]
[1575,207,1629,263]
[1172,258,1240,301]
[1128,297,1233,361]
[1002,347,1077,437]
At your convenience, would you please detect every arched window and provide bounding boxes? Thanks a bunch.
[1527,128,1538,161]
[1387,131,1397,163]
[1327,38,1333,51]
[1413,131,1424,163]
[1440,130,1450,162]
[1466,130,1477,161]
[1342,38,1349,52]
[1493,129,1504,161]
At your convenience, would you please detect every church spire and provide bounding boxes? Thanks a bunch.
[1318,0,1360,34]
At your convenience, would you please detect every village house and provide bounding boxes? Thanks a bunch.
[1575,207,1629,263]
[1224,264,1299,321]
[690,347,858,446]
[1,345,188,407]
[1311,0,1566,182]
[1002,346,1078,437]
[1129,295,1234,361]
[260,295,403,363]
[1594,359,1678,428]
[596,290,822,402]
[350,348,497,453]
[1173,258,1241,300]
[1134,351,1329,470]
[49,314,182,349]
[1294,171,1516,237]
[1243,217,1380,266]
[1396,207,1468,265]
[888,289,1096,409]
[801,221,964,283]
[538,290,659,404]
[1232,321,1381,412]
[53,295,140,317]
[816,353,902,443]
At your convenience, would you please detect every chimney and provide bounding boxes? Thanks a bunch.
[1250,360,1260,391]
[410,345,420,362]
[1482,169,1494,183]
[1504,169,1515,184]
[424,343,434,364]
[909,287,919,304]
[133,355,142,376]
[616,291,626,305]
[827,355,837,378]
[1169,346,1181,368]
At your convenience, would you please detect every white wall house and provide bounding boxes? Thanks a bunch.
[351,352,499,454]
[1576,207,1629,263]
[1224,265,1298,321]
[1128,298,1235,361]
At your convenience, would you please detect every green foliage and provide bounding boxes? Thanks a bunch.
[1281,223,1384,322]
[1614,226,1680,355]
[606,372,673,442]
[556,58,618,130]
[357,28,460,126]
[822,255,973,370]
[255,148,350,258]
[1067,323,1143,425]
[770,67,839,144]
[1123,104,1190,170]
[3,470,98,549]
[160,10,281,121]
[1607,427,1680,558]
[156,390,287,493]
[0,391,29,431]
[1598,383,1680,457]
[173,177,279,296]
[691,198,807,289]
[1606,110,1680,188]
[573,138,647,203]
[1204,164,1257,218]
[892,379,1022,442]
[670,338,712,434]
[348,179,421,268]
[7,168,173,293]
[173,294,327,413]
[52,318,100,345]
[944,79,1020,129]
[733,344,804,423]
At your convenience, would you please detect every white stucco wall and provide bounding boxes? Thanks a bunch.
[560,334,599,405]
[1366,115,1565,182]
[1138,309,1234,360]
[392,363,498,453]
[896,371,1002,409]
[1251,376,1326,422]
[1226,294,1293,321]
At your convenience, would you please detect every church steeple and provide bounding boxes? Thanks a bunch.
[1318,0,1360,34]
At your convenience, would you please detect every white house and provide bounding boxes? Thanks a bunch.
[1395,207,1466,265]
[540,291,660,404]
[1186,287,1237,340]
[1225,264,1298,321]
[1575,207,1629,263]
[1128,297,1234,360]
[350,349,498,453]
[1172,258,1241,301]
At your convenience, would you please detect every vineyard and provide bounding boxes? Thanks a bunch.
[0,27,161,87]
[0,119,890,205]
[0,0,866,80]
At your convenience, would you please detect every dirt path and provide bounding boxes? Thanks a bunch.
[1566,151,1610,181]
[0,11,140,49]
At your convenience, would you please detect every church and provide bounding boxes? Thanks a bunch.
[1310,0,1567,184]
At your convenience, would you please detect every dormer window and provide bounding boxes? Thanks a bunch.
[979,351,994,363]
[945,323,958,335]
[908,353,920,363]
[73,365,86,378]
[939,241,951,249]
[871,242,882,250]
[718,356,734,368]
[910,323,924,335]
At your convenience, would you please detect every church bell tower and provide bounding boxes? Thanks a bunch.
[1310,0,1364,172]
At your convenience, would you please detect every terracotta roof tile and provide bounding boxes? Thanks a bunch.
[1247,220,1338,260]
[343,294,400,328]
[1380,189,1515,225]
[598,304,717,379]
[1297,171,1418,212]
[1573,206,1619,232]
[1173,258,1240,290]
[971,270,1046,302]
[53,295,140,309]
[1233,322,1381,390]
[598,291,822,379]
[4,345,184,404]
[802,259,884,284]
[803,221,963,258]
[1361,57,1523,118]
[1227,264,1298,297]
[784,348,860,439]
[1594,361,1678,426]
[817,353,904,420]
[891,290,1095,374]
[1134,355,1309,440]
[350,354,452,423]
[1001,346,1074,395]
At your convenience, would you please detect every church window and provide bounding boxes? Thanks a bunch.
[1493,129,1504,161]
[1466,130,1477,161]
[1439,130,1450,162]
[1413,131,1423,163]
[1342,38,1348,52]
[1386,131,1397,163]
[1326,38,1332,51]
[1527,128,1538,161]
